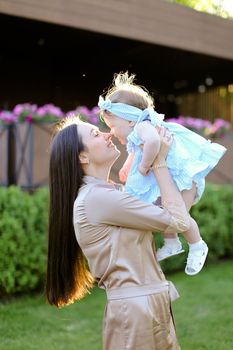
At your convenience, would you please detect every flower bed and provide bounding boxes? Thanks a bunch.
[0,104,231,140]
[0,104,232,187]
[0,103,102,126]
[166,116,231,140]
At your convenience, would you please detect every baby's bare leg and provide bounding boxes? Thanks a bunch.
[158,182,208,274]
[181,182,197,211]
[181,183,201,244]
[157,183,198,261]
[181,183,208,275]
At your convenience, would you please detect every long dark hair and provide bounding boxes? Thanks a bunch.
[46,120,94,307]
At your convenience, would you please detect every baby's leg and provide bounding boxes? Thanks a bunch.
[156,185,196,260]
[181,183,208,275]
[160,184,197,241]
[158,184,198,242]
[181,183,201,243]
[156,195,183,261]
[157,183,208,273]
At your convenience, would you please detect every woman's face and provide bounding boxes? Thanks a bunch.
[78,122,120,166]
[103,113,134,145]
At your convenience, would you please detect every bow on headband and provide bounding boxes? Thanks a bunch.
[98,96,164,125]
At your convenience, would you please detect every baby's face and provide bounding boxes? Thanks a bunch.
[103,112,134,145]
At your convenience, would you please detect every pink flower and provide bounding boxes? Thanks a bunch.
[213,119,231,130]
[91,106,100,115]
[13,103,37,115]
[90,116,98,124]
[165,118,178,123]
[165,116,231,139]
[76,106,91,117]
[26,115,33,123]
[0,111,17,124]
[37,104,64,118]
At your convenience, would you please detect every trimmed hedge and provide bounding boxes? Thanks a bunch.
[0,183,232,295]
[0,186,48,296]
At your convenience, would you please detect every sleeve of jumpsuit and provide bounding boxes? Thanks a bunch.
[84,185,190,233]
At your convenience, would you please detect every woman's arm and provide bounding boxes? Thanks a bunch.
[84,173,190,235]
[82,127,190,234]
[153,164,190,233]
[152,126,189,233]
[84,185,189,233]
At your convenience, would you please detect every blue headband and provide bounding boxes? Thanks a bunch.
[98,96,164,124]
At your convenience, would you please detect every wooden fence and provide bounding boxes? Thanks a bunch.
[0,122,232,189]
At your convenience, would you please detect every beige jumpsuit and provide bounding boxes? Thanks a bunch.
[73,176,188,350]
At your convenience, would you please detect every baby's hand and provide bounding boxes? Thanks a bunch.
[119,167,129,183]
[119,152,135,183]
[138,163,151,176]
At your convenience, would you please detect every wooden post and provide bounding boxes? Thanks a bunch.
[7,124,16,185]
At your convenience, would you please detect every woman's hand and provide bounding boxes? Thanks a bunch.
[138,163,150,176]
[153,127,173,168]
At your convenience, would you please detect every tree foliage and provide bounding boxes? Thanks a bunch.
[168,0,232,18]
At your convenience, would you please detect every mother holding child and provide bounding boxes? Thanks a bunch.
[46,73,226,350]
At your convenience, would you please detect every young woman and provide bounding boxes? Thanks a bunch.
[46,118,190,349]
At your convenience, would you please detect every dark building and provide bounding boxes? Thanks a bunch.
[0,0,233,187]
[0,0,233,121]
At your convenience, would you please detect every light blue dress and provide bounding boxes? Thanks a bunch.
[125,120,227,204]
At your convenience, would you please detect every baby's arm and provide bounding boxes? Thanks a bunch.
[136,122,161,175]
[119,152,135,183]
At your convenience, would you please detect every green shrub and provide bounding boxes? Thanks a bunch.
[0,186,48,296]
[155,183,233,273]
[0,183,232,295]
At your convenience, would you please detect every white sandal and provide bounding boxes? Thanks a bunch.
[157,245,185,262]
[185,242,208,276]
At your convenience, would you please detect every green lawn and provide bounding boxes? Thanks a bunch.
[0,260,233,350]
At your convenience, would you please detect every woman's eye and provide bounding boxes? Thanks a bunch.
[94,130,99,136]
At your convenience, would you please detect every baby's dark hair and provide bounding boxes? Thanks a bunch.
[105,72,154,110]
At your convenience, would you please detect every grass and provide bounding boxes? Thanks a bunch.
[172,260,233,350]
[0,260,233,350]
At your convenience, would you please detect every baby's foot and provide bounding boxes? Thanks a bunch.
[185,240,208,276]
[157,244,184,262]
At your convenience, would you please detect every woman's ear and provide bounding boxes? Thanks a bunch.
[79,152,89,165]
